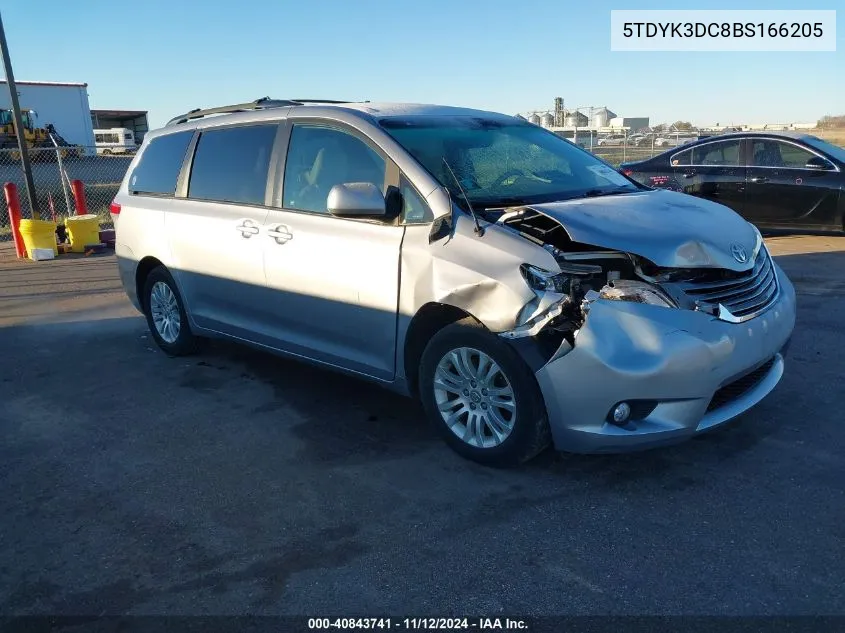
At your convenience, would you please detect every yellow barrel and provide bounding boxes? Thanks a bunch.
[65,214,101,253]
[18,219,58,259]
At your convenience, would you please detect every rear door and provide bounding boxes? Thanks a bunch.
[165,122,282,338]
[669,138,747,215]
[745,137,841,226]
[260,120,406,380]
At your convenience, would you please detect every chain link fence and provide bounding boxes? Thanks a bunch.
[564,130,703,166]
[1,146,131,242]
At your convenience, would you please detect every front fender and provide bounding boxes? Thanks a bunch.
[418,212,559,332]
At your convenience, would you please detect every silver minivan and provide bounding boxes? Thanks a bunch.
[112,98,796,466]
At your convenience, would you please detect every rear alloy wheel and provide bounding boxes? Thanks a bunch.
[419,318,550,467]
[142,266,200,356]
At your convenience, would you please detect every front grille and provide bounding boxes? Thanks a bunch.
[706,357,776,412]
[681,248,778,321]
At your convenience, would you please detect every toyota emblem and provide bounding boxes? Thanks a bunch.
[731,243,748,263]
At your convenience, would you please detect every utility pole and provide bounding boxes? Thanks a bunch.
[0,10,38,219]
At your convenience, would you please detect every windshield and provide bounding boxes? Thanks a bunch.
[380,116,639,208]
[802,135,845,164]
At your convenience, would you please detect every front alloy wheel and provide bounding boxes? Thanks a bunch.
[418,318,550,467]
[433,347,516,449]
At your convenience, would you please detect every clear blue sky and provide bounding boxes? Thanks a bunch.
[2,0,842,129]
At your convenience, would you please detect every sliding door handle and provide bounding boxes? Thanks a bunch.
[267,225,293,244]
[236,219,260,238]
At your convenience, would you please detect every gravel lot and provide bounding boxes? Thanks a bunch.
[0,235,843,619]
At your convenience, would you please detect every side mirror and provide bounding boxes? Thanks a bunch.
[805,156,833,171]
[327,182,387,217]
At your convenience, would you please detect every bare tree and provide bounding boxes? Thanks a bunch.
[817,115,845,129]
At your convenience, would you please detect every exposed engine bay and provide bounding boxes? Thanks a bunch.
[494,207,772,364]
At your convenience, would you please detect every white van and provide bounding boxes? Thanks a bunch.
[94,128,137,155]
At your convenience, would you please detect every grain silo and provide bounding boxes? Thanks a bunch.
[591,107,617,128]
[564,111,589,127]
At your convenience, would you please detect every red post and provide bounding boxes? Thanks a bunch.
[70,179,88,216]
[4,182,26,259]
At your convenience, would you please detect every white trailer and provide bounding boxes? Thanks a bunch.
[94,127,137,154]
[0,80,96,149]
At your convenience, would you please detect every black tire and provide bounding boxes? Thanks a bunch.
[103,149,112,155]
[418,318,551,467]
[142,266,200,356]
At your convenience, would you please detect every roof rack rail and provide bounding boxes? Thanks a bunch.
[165,97,355,126]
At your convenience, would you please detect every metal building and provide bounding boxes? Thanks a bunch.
[91,110,149,143]
[609,116,650,131]
[0,80,95,147]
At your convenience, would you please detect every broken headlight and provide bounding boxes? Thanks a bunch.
[599,280,677,308]
[520,264,570,294]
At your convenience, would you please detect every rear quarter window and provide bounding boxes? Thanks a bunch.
[128,131,194,196]
[670,148,692,167]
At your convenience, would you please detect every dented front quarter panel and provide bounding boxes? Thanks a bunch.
[396,207,559,352]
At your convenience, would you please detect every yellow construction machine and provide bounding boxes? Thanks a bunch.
[0,108,82,161]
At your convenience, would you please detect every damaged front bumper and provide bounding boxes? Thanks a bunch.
[530,261,797,454]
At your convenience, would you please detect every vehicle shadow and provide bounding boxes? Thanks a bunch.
[198,337,437,464]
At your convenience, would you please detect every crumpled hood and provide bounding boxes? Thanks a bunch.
[526,189,760,271]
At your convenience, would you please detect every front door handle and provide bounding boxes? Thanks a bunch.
[267,224,293,244]
[750,176,768,184]
[236,219,260,238]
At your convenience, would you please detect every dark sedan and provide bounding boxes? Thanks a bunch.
[620,132,845,232]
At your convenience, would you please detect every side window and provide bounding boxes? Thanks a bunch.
[750,139,817,169]
[400,176,433,224]
[751,140,782,167]
[95,134,103,143]
[128,130,193,196]
[693,140,741,166]
[670,148,691,167]
[775,141,816,169]
[187,124,278,206]
[283,124,386,214]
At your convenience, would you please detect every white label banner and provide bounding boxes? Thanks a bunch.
[610,10,836,52]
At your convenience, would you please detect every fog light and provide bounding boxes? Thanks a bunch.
[612,402,631,424]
